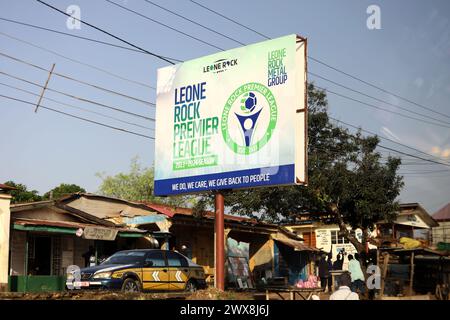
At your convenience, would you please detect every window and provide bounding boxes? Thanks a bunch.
[102,251,146,265]
[144,251,166,267]
[330,230,355,244]
[166,251,188,267]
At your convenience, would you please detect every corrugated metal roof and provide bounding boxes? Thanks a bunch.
[12,218,145,233]
[0,183,17,190]
[144,202,274,226]
[433,203,450,222]
[274,237,321,252]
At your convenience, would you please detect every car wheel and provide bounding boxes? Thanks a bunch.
[122,278,141,293]
[185,280,197,293]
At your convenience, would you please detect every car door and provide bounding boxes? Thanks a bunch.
[167,251,189,291]
[142,251,169,291]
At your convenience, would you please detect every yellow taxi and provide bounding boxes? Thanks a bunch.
[76,249,207,292]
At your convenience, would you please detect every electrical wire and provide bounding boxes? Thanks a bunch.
[329,117,450,166]
[0,51,155,106]
[310,72,450,127]
[314,84,450,130]
[188,0,450,120]
[0,17,182,62]
[0,31,155,90]
[0,94,154,139]
[36,0,176,65]
[0,70,154,121]
[0,81,153,131]
[142,0,246,46]
[105,0,224,51]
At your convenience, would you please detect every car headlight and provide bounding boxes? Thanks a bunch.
[92,271,112,279]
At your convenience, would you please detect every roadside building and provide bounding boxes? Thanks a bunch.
[432,202,450,250]
[7,198,156,292]
[376,203,438,247]
[0,183,15,292]
[283,203,437,269]
[284,218,376,270]
[3,192,331,291]
[61,194,321,287]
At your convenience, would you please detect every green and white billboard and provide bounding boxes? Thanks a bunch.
[154,34,307,196]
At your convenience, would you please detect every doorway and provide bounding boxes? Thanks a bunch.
[28,236,52,275]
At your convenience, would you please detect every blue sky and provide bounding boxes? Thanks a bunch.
[1,0,449,214]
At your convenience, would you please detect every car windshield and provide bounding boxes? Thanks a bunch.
[101,251,146,265]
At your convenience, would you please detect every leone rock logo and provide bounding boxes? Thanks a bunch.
[221,82,277,155]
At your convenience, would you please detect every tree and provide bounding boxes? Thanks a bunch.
[196,83,404,254]
[96,157,194,207]
[4,181,42,204]
[43,183,86,200]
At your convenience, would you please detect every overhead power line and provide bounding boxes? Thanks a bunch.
[134,1,450,132]
[0,31,155,90]
[310,72,450,127]
[188,0,450,120]
[0,70,154,121]
[314,84,450,130]
[0,51,154,106]
[398,169,450,174]
[377,144,450,168]
[188,0,270,40]
[105,0,224,51]
[0,94,153,139]
[308,56,450,120]
[0,81,153,131]
[329,117,450,166]
[143,0,246,46]
[0,17,182,62]
[36,0,176,65]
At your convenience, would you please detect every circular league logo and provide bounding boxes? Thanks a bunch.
[221,82,277,155]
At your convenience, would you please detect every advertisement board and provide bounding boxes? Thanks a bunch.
[154,34,307,196]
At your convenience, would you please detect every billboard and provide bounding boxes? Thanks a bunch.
[154,34,307,196]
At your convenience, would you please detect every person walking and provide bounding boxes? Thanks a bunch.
[329,273,359,300]
[318,254,332,292]
[348,254,366,294]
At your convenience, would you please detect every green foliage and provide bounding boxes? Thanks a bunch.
[96,157,194,207]
[43,183,86,200]
[4,181,42,204]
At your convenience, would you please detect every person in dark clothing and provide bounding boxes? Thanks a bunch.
[333,253,344,270]
[319,254,332,292]
[82,246,95,267]
[332,253,345,288]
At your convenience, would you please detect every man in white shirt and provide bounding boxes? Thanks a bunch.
[329,272,359,300]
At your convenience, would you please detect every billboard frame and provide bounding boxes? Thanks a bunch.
[296,35,308,186]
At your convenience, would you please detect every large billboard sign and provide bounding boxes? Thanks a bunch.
[154,34,307,196]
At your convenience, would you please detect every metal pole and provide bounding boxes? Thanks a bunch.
[24,232,28,292]
[215,192,225,290]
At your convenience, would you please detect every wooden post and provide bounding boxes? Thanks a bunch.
[380,252,390,297]
[409,252,415,296]
[34,63,55,113]
[215,192,225,290]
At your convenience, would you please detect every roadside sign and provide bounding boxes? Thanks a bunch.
[154,34,307,196]
[82,227,118,241]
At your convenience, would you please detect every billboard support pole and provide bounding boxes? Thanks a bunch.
[214,191,225,290]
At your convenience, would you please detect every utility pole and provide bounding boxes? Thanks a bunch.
[214,192,225,290]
